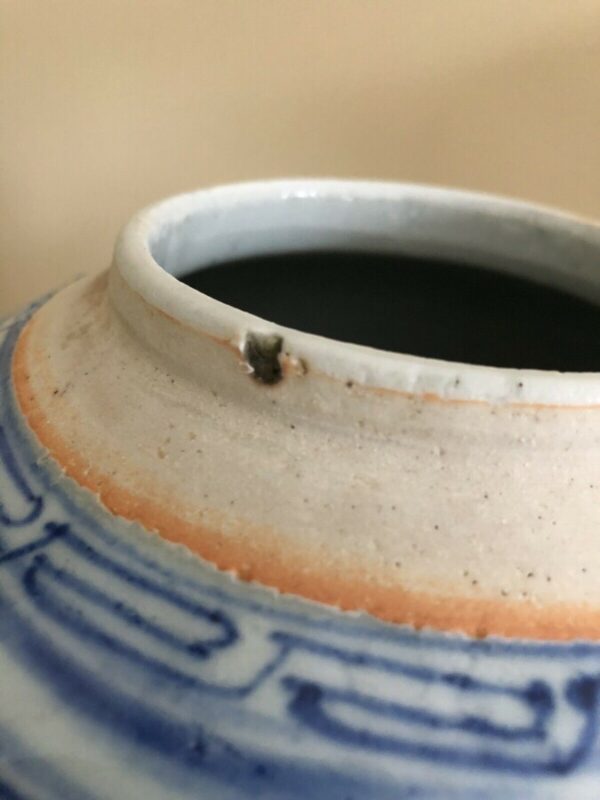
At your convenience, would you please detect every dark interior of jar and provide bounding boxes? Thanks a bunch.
[180,250,600,371]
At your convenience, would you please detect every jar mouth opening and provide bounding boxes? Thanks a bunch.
[114,179,600,406]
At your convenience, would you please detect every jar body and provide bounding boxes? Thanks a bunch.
[3,181,600,798]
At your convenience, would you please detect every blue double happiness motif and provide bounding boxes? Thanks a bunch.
[2,308,600,799]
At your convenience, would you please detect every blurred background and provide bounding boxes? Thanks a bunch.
[2,0,600,315]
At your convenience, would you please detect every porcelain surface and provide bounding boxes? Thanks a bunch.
[4,180,600,798]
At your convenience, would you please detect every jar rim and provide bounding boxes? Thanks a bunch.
[114,179,600,406]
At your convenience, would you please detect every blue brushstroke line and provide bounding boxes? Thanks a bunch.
[22,552,290,699]
[562,675,600,773]
[23,554,241,696]
[271,631,540,705]
[0,426,43,527]
[0,522,68,565]
[32,552,237,657]
[281,676,548,743]
[284,674,599,776]
[60,530,239,648]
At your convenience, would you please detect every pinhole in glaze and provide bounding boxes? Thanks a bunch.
[4,180,600,799]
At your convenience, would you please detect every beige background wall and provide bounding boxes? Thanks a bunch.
[2,1,600,315]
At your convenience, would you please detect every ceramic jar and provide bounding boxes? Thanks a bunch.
[3,180,600,799]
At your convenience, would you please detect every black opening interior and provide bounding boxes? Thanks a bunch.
[180,251,600,371]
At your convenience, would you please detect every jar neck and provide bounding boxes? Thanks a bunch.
[112,179,600,406]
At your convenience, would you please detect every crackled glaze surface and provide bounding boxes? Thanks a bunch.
[4,181,600,798]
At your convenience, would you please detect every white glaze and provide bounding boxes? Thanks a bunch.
[6,182,600,798]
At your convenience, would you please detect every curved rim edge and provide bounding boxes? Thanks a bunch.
[113,179,600,406]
